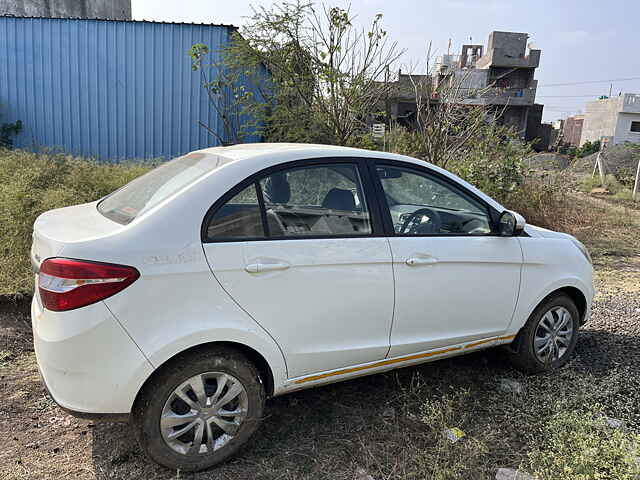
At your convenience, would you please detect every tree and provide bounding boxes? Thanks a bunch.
[189,43,259,145]
[386,53,530,196]
[391,48,508,169]
[191,1,402,146]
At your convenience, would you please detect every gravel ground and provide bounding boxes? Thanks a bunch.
[577,290,640,374]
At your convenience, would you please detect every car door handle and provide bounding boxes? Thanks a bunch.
[245,263,290,273]
[405,257,438,266]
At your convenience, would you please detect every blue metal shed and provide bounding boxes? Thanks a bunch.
[0,16,259,161]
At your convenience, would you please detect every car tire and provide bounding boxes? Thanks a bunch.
[506,293,580,373]
[132,346,265,472]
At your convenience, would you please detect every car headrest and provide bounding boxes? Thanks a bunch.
[322,188,356,211]
[263,173,291,204]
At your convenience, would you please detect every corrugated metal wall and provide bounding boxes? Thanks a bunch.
[0,16,253,160]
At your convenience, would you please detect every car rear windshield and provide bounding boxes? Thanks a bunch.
[98,152,222,225]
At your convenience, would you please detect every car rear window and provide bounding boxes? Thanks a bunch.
[98,152,223,225]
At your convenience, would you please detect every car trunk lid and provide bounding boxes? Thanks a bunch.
[31,201,123,271]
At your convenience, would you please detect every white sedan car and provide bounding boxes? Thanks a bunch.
[31,143,594,471]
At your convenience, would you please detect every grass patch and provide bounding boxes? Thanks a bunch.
[0,148,151,296]
[613,189,635,201]
[345,367,640,480]
[579,174,625,194]
[528,409,640,480]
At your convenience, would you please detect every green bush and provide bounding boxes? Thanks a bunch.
[576,140,601,158]
[0,119,22,148]
[387,125,531,201]
[387,126,429,159]
[0,149,151,296]
[578,174,623,194]
[0,106,22,147]
[615,167,637,188]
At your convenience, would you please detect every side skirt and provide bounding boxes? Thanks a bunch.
[279,334,516,395]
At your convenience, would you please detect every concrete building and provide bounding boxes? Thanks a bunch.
[563,115,585,147]
[436,31,541,139]
[580,94,640,146]
[0,0,130,20]
[387,31,545,147]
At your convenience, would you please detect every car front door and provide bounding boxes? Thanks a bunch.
[370,162,523,358]
[202,159,394,379]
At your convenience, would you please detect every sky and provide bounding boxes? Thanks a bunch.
[132,0,640,122]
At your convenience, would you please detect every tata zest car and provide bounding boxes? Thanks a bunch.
[31,143,594,471]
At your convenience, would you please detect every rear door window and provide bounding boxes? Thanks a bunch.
[258,164,371,237]
[204,162,373,241]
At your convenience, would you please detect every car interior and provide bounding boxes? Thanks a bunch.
[377,166,492,235]
[386,203,491,235]
[260,171,371,237]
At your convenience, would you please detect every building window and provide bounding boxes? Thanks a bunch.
[630,121,640,133]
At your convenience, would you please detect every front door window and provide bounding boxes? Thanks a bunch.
[376,166,491,235]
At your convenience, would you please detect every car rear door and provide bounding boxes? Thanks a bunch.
[370,161,523,358]
[202,158,394,379]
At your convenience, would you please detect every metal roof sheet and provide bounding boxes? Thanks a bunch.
[0,14,237,29]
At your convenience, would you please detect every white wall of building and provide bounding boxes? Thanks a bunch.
[615,113,640,144]
[581,94,640,146]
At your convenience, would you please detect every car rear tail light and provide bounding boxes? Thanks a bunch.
[38,258,139,311]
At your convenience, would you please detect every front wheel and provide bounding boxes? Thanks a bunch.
[132,347,265,472]
[507,293,580,373]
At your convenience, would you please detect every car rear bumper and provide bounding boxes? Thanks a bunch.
[31,294,154,416]
[37,365,130,422]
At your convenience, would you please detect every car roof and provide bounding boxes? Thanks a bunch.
[194,142,409,163]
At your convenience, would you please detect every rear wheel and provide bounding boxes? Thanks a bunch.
[507,293,579,373]
[133,347,265,471]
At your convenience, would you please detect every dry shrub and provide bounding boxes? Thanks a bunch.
[502,173,639,260]
[502,176,591,236]
[0,148,152,296]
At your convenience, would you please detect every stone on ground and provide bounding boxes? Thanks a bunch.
[498,378,524,394]
[495,467,537,480]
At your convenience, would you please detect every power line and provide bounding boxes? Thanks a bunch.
[537,77,640,87]
[537,94,610,98]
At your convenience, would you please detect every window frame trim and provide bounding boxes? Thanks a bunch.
[364,159,502,237]
[201,157,386,243]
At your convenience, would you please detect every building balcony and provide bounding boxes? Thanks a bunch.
[456,86,537,106]
[475,48,540,69]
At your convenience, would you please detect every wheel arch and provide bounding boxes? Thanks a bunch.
[509,277,592,337]
[555,286,588,325]
[134,341,277,413]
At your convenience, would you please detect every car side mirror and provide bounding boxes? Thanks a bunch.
[498,210,526,236]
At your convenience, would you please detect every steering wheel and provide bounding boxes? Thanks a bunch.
[400,207,442,234]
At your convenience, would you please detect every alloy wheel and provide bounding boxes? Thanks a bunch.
[160,372,249,455]
[533,306,574,364]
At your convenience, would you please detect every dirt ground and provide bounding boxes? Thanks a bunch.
[1,196,639,480]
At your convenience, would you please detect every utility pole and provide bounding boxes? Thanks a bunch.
[609,83,613,98]
[592,139,606,184]
[633,155,640,201]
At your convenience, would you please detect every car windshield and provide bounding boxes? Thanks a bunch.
[98,152,223,225]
